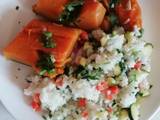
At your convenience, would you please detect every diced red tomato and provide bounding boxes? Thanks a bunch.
[109,86,119,95]
[96,82,118,100]
[81,110,89,118]
[78,98,87,107]
[102,88,113,100]
[106,94,113,100]
[31,101,41,111]
[96,81,108,91]
[134,60,142,70]
[31,93,41,111]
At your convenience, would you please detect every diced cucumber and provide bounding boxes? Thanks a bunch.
[142,43,153,57]
[136,70,149,83]
[114,65,121,76]
[119,109,130,120]
[139,90,150,97]
[128,70,137,82]
[129,70,148,83]
[130,102,140,120]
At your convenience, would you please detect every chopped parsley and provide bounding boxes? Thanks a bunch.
[108,13,119,26]
[137,28,144,38]
[75,65,103,80]
[59,0,84,24]
[119,61,126,72]
[64,66,73,76]
[109,0,120,8]
[36,51,55,75]
[40,31,56,48]
[42,116,47,120]
[89,35,101,50]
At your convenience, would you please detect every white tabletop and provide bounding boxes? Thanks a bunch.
[0,102,15,120]
[0,101,159,120]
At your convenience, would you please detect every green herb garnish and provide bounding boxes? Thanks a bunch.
[75,66,103,80]
[39,69,47,76]
[36,51,55,75]
[109,0,120,8]
[40,31,56,48]
[42,116,47,120]
[119,61,126,72]
[137,28,144,38]
[109,13,119,26]
[59,0,84,24]
[46,108,53,118]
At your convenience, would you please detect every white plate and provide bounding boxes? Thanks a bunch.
[0,0,160,120]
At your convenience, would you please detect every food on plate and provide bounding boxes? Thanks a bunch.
[115,0,142,31]
[101,0,142,31]
[75,0,106,30]
[24,27,153,120]
[33,0,106,30]
[3,19,82,77]
[33,0,70,20]
[3,0,153,120]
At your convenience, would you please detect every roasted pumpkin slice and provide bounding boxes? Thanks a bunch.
[75,0,106,30]
[33,0,106,30]
[33,0,69,20]
[25,19,82,62]
[3,19,82,77]
[3,29,39,65]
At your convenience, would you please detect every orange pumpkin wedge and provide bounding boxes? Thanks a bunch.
[3,19,82,77]
[25,20,82,63]
[33,0,106,30]
[75,0,106,30]
[33,0,69,20]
